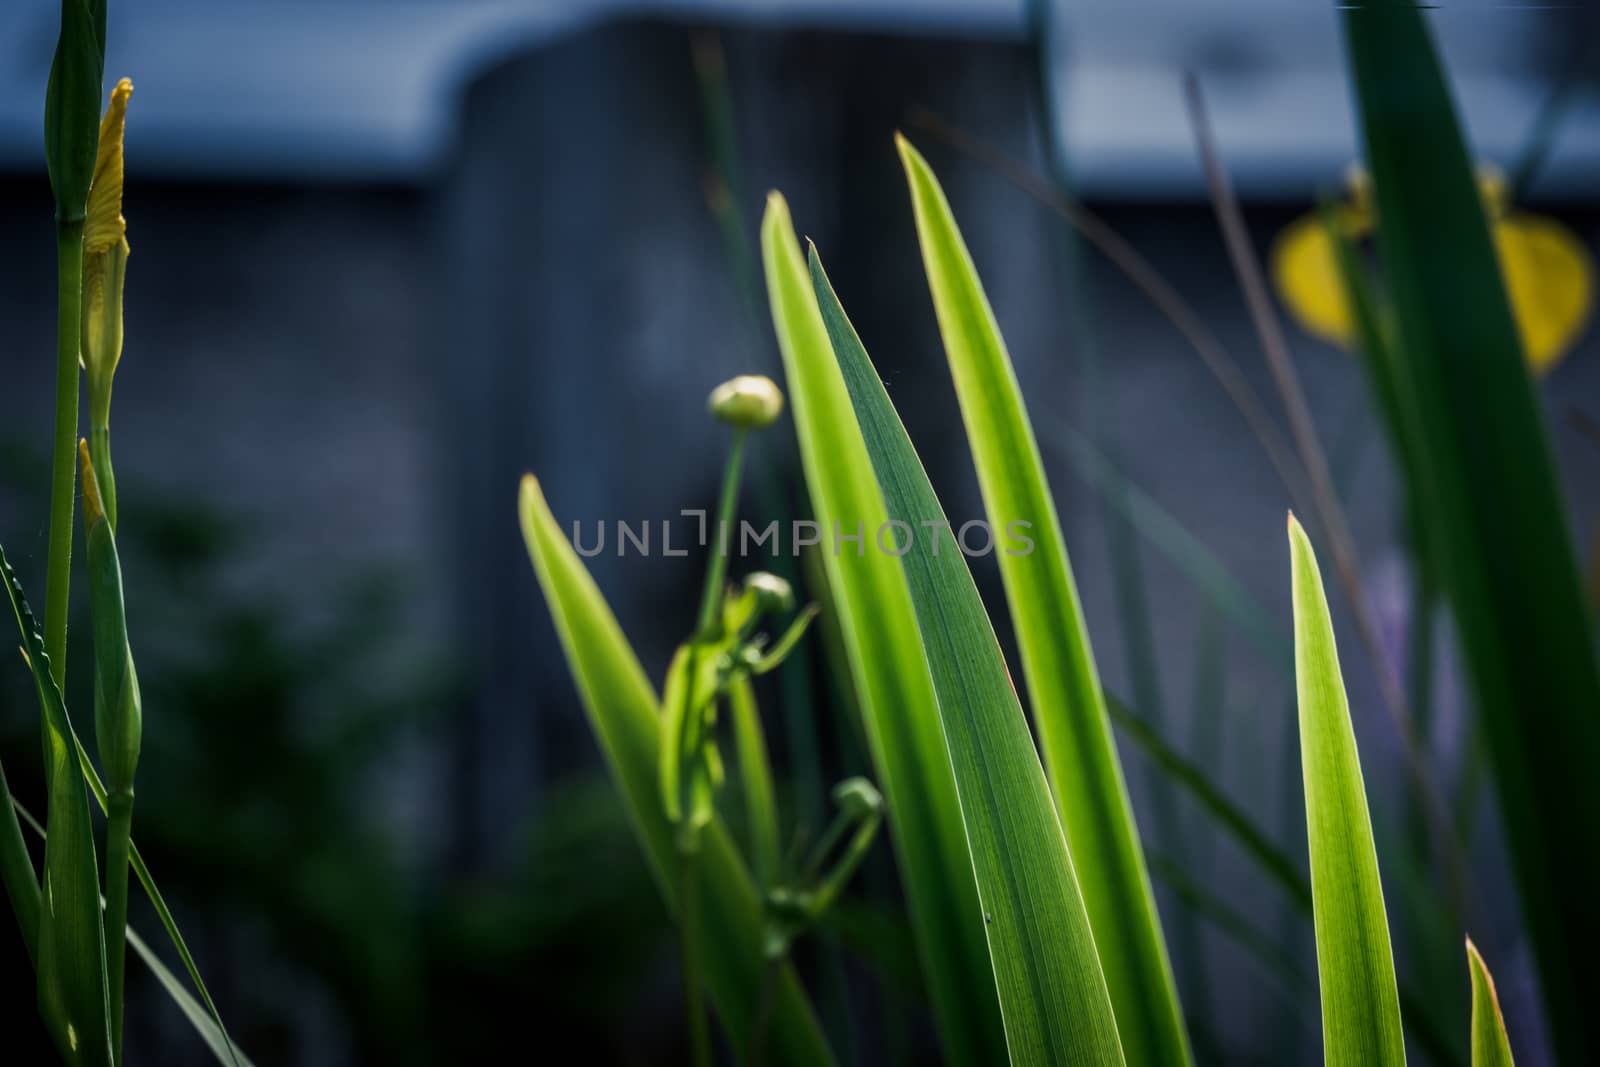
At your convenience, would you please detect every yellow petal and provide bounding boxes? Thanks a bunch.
[1271,214,1355,349]
[1494,213,1593,376]
[84,78,132,257]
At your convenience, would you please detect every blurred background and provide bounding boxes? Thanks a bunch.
[0,0,1596,1063]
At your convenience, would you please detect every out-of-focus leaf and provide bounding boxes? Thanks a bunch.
[1288,515,1404,1066]
[0,544,112,1065]
[518,475,835,1067]
[761,192,1006,1065]
[812,245,1125,1064]
[1343,8,1600,1062]
[898,135,1188,1067]
[1466,939,1516,1067]
[726,677,779,889]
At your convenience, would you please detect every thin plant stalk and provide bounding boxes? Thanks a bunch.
[106,792,133,1060]
[908,108,1314,518]
[680,851,711,1067]
[697,431,747,636]
[45,218,85,687]
[80,440,140,1066]
[676,424,748,1067]
[1021,12,1198,1011]
[1183,73,1470,923]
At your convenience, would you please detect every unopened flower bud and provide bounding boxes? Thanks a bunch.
[708,375,784,430]
[744,572,794,613]
[79,440,141,796]
[44,0,108,220]
[832,777,884,819]
[81,79,132,431]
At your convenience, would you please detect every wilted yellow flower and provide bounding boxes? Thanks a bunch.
[82,78,132,426]
[1272,164,1592,376]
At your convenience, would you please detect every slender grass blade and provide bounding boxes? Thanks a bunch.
[812,246,1125,1064]
[897,135,1188,1067]
[1288,515,1404,1066]
[761,193,1006,1065]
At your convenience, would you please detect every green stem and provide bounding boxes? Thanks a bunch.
[679,848,711,1067]
[45,218,85,688]
[90,426,118,533]
[696,430,747,637]
[669,426,748,1066]
[105,791,133,1066]
[800,806,851,883]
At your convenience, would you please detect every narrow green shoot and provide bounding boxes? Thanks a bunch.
[811,243,1125,1064]
[897,134,1188,1067]
[762,191,1007,1064]
[42,0,109,688]
[1288,514,1404,1066]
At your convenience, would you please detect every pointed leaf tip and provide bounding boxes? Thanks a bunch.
[1467,938,1516,1067]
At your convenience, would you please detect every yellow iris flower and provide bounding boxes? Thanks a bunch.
[1272,164,1593,376]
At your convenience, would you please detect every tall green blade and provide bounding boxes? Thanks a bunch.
[1343,8,1600,1062]
[897,135,1188,1067]
[1466,940,1516,1067]
[518,476,835,1067]
[0,545,112,1066]
[1288,516,1404,1066]
[761,193,1006,1065]
[811,245,1125,1064]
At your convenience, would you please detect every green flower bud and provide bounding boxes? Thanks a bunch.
[707,375,784,430]
[80,440,141,796]
[44,0,109,221]
[743,571,794,613]
[832,777,884,820]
